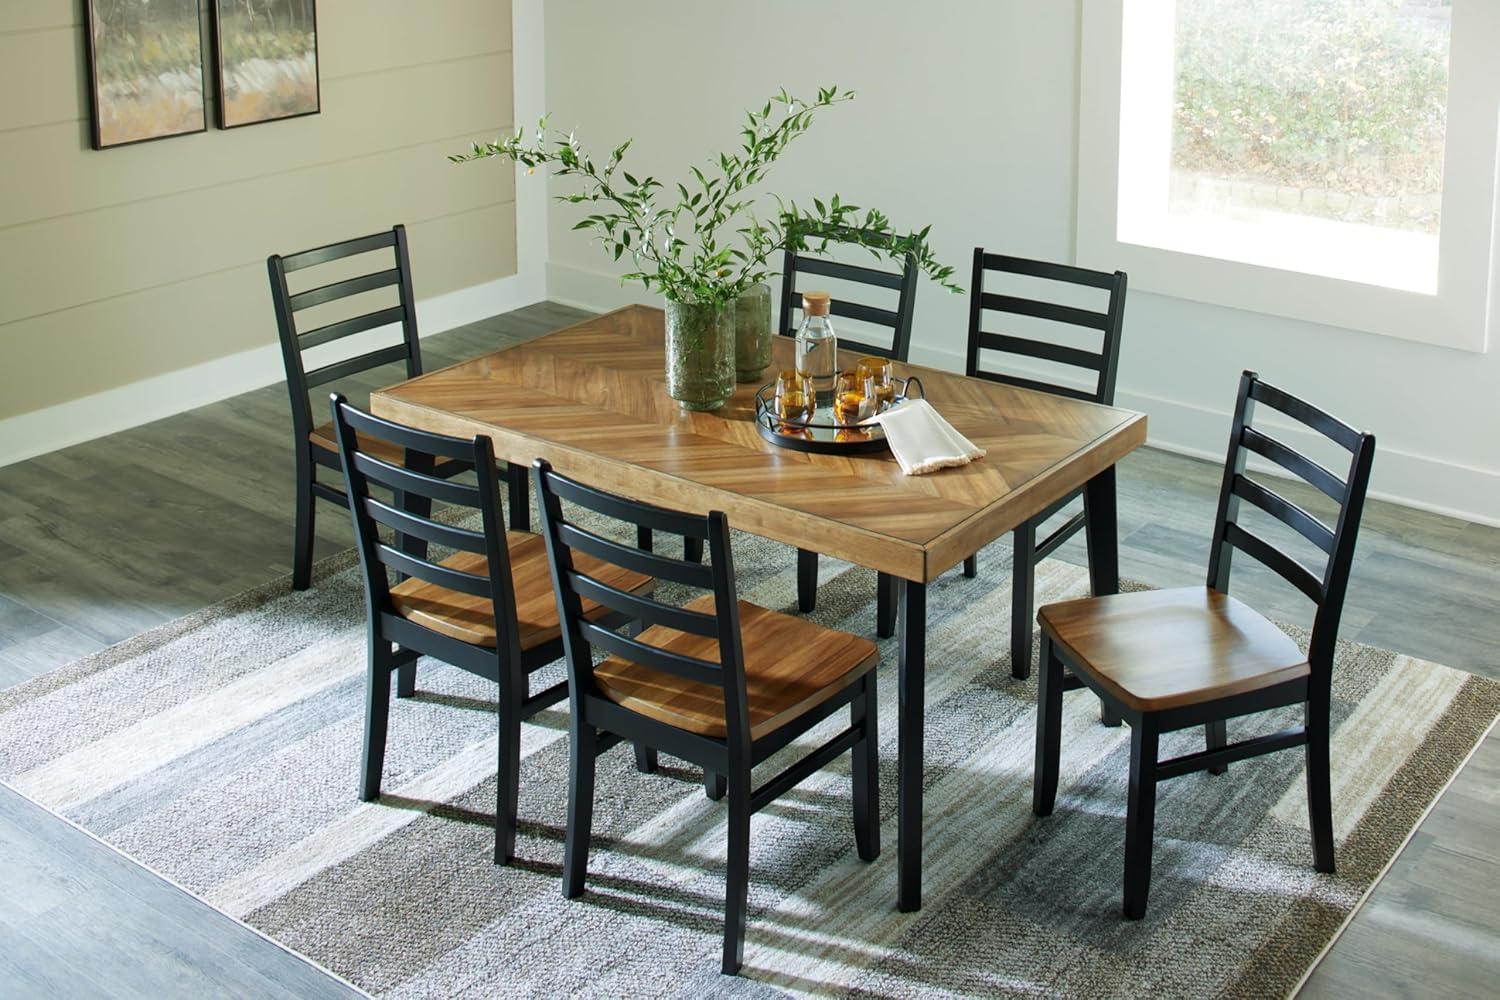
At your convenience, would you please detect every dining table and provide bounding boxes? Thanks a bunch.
[371,304,1147,912]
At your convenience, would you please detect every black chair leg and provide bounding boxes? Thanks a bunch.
[685,536,704,563]
[1205,720,1228,775]
[563,720,598,898]
[1307,695,1336,873]
[1011,521,1036,679]
[292,457,315,591]
[637,525,653,552]
[963,553,977,578]
[1032,633,1063,816]
[797,548,818,613]
[507,463,530,531]
[705,770,727,800]
[396,660,416,698]
[876,572,897,638]
[851,675,880,861]
[496,679,524,865]
[722,767,752,976]
[359,642,393,801]
[1123,717,1159,919]
[633,743,659,774]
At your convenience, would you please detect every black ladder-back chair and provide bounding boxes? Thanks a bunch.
[329,397,653,864]
[1032,370,1375,918]
[777,230,920,620]
[268,225,525,590]
[534,460,880,975]
[963,250,1127,673]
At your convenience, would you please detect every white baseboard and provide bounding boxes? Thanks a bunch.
[545,259,1500,528]
[0,272,545,469]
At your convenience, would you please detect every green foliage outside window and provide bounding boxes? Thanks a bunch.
[1173,0,1449,202]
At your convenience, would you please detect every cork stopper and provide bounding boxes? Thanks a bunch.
[801,291,831,316]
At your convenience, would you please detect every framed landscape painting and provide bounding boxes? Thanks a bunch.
[212,0,321,129]
[84,0,208,150]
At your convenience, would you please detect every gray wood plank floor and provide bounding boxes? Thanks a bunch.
[0,301,1495,997]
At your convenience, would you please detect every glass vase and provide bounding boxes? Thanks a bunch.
[664,297,736,411]
[733,282,774,383]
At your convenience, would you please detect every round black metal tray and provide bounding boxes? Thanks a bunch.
[753,375,924,454]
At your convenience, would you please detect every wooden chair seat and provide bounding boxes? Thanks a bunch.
[389,531,651,649]
[1038,587,1308,712]
[309,421,407,467]
[594,595,879,740]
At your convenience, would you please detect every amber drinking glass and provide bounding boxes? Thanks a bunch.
[832,370,873,426]
[775,369,815,426]
[857,355,896,412]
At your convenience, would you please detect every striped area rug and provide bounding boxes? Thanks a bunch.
[0,519,1495,998]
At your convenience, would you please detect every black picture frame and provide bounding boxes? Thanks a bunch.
[211,0,321,130]
[83,0,209,150]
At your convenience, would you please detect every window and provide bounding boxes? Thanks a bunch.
[1078,0,1500,351]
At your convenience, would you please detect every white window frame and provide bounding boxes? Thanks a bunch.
[1077,0,1500,353]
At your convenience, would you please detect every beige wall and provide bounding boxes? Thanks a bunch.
[0,0,517,420]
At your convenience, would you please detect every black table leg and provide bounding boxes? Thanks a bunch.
[1083,464,1119,596]
[897,577,926,912]
[1084,465,1123,726]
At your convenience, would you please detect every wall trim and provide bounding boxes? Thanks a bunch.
[0,273,543,469]
[545,259,1500,528]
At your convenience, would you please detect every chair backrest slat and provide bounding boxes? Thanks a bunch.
[1223,522,1325,603]
[969,369,1096,402]
[1249,378,1363,453]
[268,225,423,444]
[567,571,719,638]
[305,344,411,389]
[1231,474,1335,555]
[298,305,409,350]
[377,542,492,598]
[543,471,709,541]
[830,299,901,329]
[965,249,1127,405]
[535,460,753,749]
[793,254,907,290]
[332,396,521,653]
[976,332,1105,371]
[288,268,401,312]
[1240,427,1346,503]
[361,496,487,554]
[979,251,1119,288]
[577,621,723,686]
[279,230,397,272]
[978,292,1112,332]
[351,452,482,507]
[1207,371,1376,677]
[557,522,715,589]
[777,228,919,361]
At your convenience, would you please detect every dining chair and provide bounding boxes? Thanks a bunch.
[533,459,880,975]
[777,228,919,620]
[1031,370,1375,919]
[328,396,653,864]
[268,225,526,590]
[962,250,1128,675]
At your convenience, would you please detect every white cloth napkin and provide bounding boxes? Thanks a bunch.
[870,399,986,475]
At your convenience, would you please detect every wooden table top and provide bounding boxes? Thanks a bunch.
[371,305,1146,582]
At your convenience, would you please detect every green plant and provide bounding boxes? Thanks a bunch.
[451,86,959,308]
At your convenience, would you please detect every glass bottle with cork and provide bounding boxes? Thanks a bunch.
[794,290,837,403]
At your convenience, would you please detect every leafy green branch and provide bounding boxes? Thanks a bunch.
[450,85,960,307]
